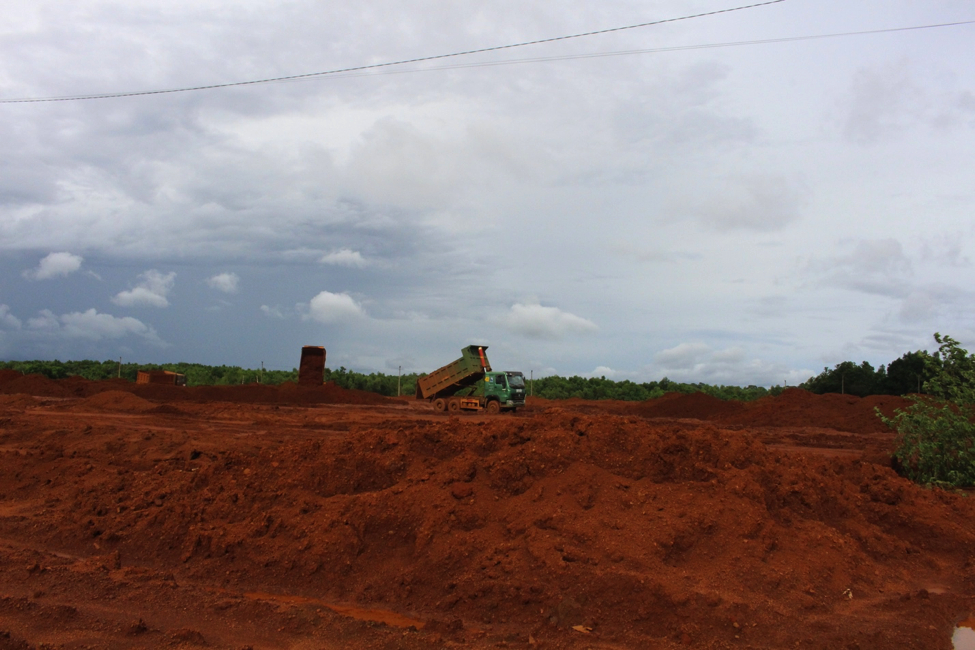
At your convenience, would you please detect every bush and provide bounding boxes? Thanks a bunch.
[880,397,975,486]
[879,333,975,487]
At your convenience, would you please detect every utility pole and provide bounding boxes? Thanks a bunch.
[260,361,264,384]
[398,366,402,397]
[530,370,533,397]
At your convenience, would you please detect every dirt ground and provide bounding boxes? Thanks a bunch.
[1,371,973,649]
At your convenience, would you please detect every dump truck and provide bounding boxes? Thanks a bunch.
[136,370,186,386]
[415,345,526,413]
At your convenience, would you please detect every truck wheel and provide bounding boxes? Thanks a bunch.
[448,399,460,412]
[485,400,500,414]
[433,398,446,412]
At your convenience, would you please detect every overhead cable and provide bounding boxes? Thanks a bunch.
[1,0,786,103]
[326,20,975,79]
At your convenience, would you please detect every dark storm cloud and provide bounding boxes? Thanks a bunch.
[2,1,974,383]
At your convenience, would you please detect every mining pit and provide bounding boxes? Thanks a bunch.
[1,370,973,649]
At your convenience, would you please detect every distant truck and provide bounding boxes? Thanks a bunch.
[415,345,526,413]
[136,370,186,386]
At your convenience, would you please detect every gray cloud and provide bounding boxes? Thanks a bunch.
[841,60,975,144]
[842,61,921,144]
[671,174,803,232]
[260,305,286,319]
[1,1,974,381]
[0,305,22,330]
[806,238,913,298]
[14,306,163,344]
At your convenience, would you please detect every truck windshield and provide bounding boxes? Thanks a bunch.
[507,374,525,388]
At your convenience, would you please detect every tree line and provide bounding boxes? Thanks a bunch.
[0,358,421,397]
[0,358,778,402]
[527,375,777,402]
[0,334,961,402]
[799,350,933,397]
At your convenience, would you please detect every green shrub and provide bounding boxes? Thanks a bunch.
[879,333,975,487]
[880,397,975,486]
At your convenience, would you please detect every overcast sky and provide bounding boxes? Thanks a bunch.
[1,0,974,386]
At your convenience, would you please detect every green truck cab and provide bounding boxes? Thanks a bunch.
[415,345,526,413]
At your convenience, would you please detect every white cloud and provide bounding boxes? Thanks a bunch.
[591,365,618,378]
[23,252,84,280]
[24,307,161,344]
[654,342,712,369]
[504,302,598,340]
[304,291,365,324]
[320,249,367,267]
[59,309,156,341]
[261,305,286,319]
[112,270,176,308]
[206,272,240,294]
[652,341,810,387]
[0,305,22,330]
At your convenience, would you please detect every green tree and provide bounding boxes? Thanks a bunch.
[879,333,975,487]
[884,350,932,396]
[800,360,886,397]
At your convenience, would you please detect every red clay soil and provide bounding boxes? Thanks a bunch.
[0,377,973,650]
[0,371,389,406]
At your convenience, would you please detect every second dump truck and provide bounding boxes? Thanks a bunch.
[416,345,526,413]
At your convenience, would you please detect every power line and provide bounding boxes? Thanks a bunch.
[330,19,975,78]
[1,0,786,104]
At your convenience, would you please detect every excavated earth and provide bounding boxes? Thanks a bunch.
[1,371,974,649]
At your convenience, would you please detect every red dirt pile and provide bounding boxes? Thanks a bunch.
[629,391,746,420]
[0,373,391,406]
[625,388,910,434]
[76,390,155,413]
[0,386,973,649]
[0,373,73,399]
[717,388,909,433]
[0,394,37,411]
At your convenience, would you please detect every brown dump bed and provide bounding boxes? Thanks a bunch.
[299,346,327,386]
[136,370,186,386]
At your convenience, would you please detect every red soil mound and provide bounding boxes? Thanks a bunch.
[0,394,37,410]
[0,374,392,406]
[716,388,908,433]
[0,373,73,398]
[629,391,746,419]
[623,389,910,434]
[1,406,971,649]
[0,369,22,384]
[130,380,390,405]
[78,390,154,413]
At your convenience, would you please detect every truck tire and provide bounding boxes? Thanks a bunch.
[485,400,500,414]
[433,398,446,412]
[448,399,460,412]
